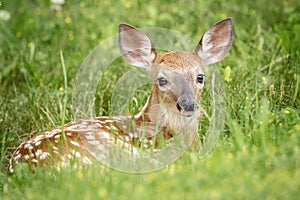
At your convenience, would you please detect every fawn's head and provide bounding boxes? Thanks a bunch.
[118,18,233,128]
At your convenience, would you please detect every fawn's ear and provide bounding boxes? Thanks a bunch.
[118,24,157,69]
[195,18,233,66]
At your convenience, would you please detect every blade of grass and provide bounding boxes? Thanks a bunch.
[59,50,68,149]
[0,132,7,172]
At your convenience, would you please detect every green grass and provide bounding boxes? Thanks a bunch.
[1,0,300,199]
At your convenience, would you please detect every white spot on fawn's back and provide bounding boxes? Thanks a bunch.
[34,140,42,146]
[82,156,93,164]
[40,152,50,160]
[23,154,30,160]
[13,154,21,161]
[89,140,100,146]
[70,140,80,147]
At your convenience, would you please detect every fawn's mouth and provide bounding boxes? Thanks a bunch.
[182,112,193,117]
[180,110,200,118]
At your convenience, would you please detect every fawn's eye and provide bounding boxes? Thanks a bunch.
[197,74,205,84]
[157,77,168,86]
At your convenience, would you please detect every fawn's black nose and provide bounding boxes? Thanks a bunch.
[177,98,196,112]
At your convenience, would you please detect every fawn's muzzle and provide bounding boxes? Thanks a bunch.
[177,97,197,113]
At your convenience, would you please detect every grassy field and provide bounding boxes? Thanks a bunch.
[0,0,300,199]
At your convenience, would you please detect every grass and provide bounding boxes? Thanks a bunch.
[0,0,300,199]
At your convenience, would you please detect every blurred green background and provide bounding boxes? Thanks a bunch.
[0,0,299,199]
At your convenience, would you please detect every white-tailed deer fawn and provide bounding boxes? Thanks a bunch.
[8,18,233,172]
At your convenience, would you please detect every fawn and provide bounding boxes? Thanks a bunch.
[8,18,233,172]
